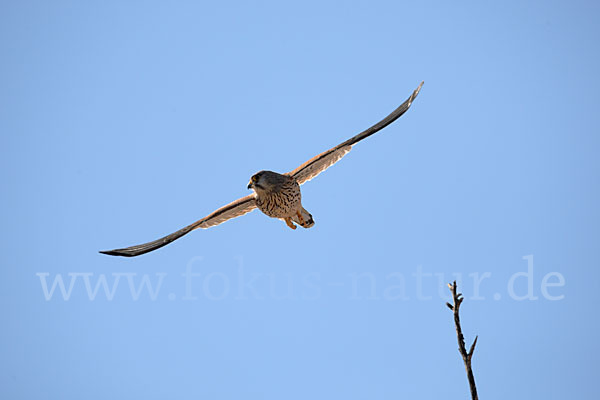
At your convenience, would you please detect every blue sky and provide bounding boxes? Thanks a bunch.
[1,1,599,399]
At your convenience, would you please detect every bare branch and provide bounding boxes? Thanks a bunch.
[468,336,478,360]
[448,280,479,400]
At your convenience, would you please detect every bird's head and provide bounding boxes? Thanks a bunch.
[248,171,266,191]
[247,170,285,193]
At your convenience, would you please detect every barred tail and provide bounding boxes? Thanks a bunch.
[292,207,315,228]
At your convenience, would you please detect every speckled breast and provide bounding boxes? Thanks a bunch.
[256,179,302,218]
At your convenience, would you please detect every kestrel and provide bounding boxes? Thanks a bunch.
[101,82,423,257]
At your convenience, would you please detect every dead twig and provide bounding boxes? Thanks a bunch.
[446,281,479,400]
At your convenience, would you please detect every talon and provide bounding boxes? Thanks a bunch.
[296,210,305,226]
[284,217,297,230]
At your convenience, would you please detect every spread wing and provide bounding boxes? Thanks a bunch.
[100,194,257,257]
[288,81,423,185]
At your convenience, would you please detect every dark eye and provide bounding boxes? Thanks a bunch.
[252,175,259,182]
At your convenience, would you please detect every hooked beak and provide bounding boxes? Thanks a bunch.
[247,182,253,190]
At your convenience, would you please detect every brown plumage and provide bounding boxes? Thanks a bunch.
[249,171,314,229]
[100,81,423,257]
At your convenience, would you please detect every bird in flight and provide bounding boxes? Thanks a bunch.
[101,81,423,257]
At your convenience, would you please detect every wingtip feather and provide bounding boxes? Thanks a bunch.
[411,81,424,102]
[99,249,134,257]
